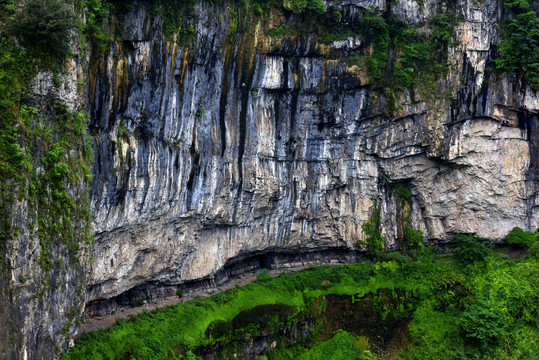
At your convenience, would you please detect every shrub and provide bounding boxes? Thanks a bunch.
[394,183,412,201]
[283,0,325,14]
[495,0,539,89]
[359,13,390,83]
[453,234,492,265]
[176,289,184,298]
[505,227,537,248]
[9,0,77,61]
[406,227,424,248]
[529,241,539,259]
[460,297,508,348]
[360,200,385,259]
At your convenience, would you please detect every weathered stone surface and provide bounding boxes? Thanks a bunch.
[1,66,90,359]
[86,0,538,308]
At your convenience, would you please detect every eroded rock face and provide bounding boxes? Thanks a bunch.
[0,58,91,359]
[87,0,538,304]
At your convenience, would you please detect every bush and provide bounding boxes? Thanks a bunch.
[282,0,325,14]
[9,0,77,61]
[505,227,537,248]
[360,200,385,259]
[176,289,183,298]
[495,0,539,89]
[406,227,424,249]
[394,183,412,201]
[453,234,493,265]
[529,241,539,259]
[460,297,508,348]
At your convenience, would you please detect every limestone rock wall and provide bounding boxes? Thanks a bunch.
[0,59,91,359]
[87,0,538,303]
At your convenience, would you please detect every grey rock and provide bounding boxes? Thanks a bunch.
[87,0,538,306]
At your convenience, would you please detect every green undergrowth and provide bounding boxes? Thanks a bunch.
[63,241,538,359]
[266,330,376,360]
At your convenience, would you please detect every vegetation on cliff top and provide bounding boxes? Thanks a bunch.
[496,0,539,90]
[0,0,94,280]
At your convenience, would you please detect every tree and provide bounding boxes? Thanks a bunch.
[460,297,508,348]
[9,0,77,61]
[495,0,539,89]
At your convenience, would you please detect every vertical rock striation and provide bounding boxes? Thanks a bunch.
[87,0,538,305]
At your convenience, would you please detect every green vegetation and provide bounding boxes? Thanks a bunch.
[393,183,412,201]
[406,226,424,251]
[453,234,493,266]
[0,34,36,264]
[359,200,385,259]
[460,297,508,348]
[8,0,77,63]
[28,103,94,272]
[0,2,93,280]
[505,226,538,248]
[495,0,539,89]
[282,0,325,15]
[62,239,538,359]
[267,330,375,359]
[82,0,114,55]
[369,10,459,94]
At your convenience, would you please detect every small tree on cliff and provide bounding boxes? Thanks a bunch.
[359,200,385,259]
[9,0,77,62]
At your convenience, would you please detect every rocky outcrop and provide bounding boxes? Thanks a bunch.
[87,0,538,308]
[0,59,91,359]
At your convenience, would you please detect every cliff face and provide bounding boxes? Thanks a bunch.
[0,60,92,359]
[1,0,537,359]
[87,0,538,304]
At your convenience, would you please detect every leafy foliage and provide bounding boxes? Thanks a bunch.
[268,330,374,359]
[460,297,509,348]
[505,226,537,248]
[359,13,390,84]
[9,0,77,62]
[453,234,493,266]
[282,0,325,15]
[394,183,412,201]
[495,0,539,89]
[83,0,114,54]
[360,200,385,259]
[342,9,459,96]
[62,245,539,360]
[529,241,539,259]
[406,227,425,254]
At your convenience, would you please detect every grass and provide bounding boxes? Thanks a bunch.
[62,244,538,359]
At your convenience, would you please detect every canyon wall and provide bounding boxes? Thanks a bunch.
[87,0,538,303]
[1,0,538,359]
